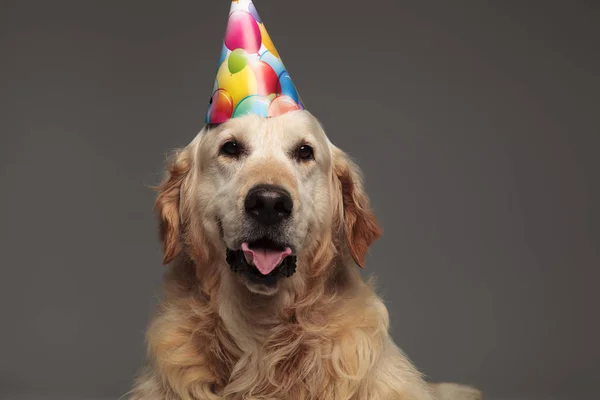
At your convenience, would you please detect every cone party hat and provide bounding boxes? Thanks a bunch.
[205,0,305,124]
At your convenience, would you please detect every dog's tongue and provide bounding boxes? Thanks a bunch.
[241,243,292,275]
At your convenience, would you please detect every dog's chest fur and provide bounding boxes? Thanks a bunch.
[149,271,386,399]
[209,291,359,398]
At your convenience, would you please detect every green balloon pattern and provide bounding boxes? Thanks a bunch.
[228,49,248,74]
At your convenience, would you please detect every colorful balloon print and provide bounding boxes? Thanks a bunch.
[208,89,234,124]
[228,49,248,74]
[217,43,228,71]
[225,10,262,53]
[250,61,281,96]
[205,1,304,124]
[233,95,270,118]
[269,95,301,117]
[259,51,285,76]
[258,23,279,59]
[248,2,262,24]
[216,60,258,108]
[278,71,300,103]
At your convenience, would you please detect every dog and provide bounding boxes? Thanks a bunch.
[129,111,481,400]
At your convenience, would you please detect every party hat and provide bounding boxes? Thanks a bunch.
[205,0,305,124]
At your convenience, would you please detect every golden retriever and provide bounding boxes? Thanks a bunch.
[129,111,481,400]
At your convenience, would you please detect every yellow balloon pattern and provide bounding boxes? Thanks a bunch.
[216,60,258,109]
[259,23,280,60]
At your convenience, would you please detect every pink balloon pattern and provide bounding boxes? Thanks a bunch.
[269,95,301,117]
[206,0,304,124]
[224,11,262,54]
[250,61,281,96]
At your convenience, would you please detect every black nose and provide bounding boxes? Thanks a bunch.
[244,184,293,225]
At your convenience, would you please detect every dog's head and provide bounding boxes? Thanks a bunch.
[155,111,381,296]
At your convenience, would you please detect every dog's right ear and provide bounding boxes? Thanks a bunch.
[154,149,192,265]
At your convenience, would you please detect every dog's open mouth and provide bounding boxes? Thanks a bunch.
[242,238,293,275]
[226,238,297,285]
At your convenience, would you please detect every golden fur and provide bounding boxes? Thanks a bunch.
[129,112,481,400]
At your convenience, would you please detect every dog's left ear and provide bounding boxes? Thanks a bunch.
[332,147,382,268]
[154,149,192,265]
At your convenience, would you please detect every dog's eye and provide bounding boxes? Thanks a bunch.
[220,140,242,157]
[296,145,314,161]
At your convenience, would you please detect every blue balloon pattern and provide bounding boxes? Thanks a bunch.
[279,71,299,103]
[217,43,229,72]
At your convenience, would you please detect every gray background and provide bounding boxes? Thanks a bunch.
[1,0,598,399]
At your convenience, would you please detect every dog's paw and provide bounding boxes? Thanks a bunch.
[429,382,483,400]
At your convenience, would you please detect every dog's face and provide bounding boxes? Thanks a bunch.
[156,111,381,296]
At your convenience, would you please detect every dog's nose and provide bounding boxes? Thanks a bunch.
[244,185,293,225]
